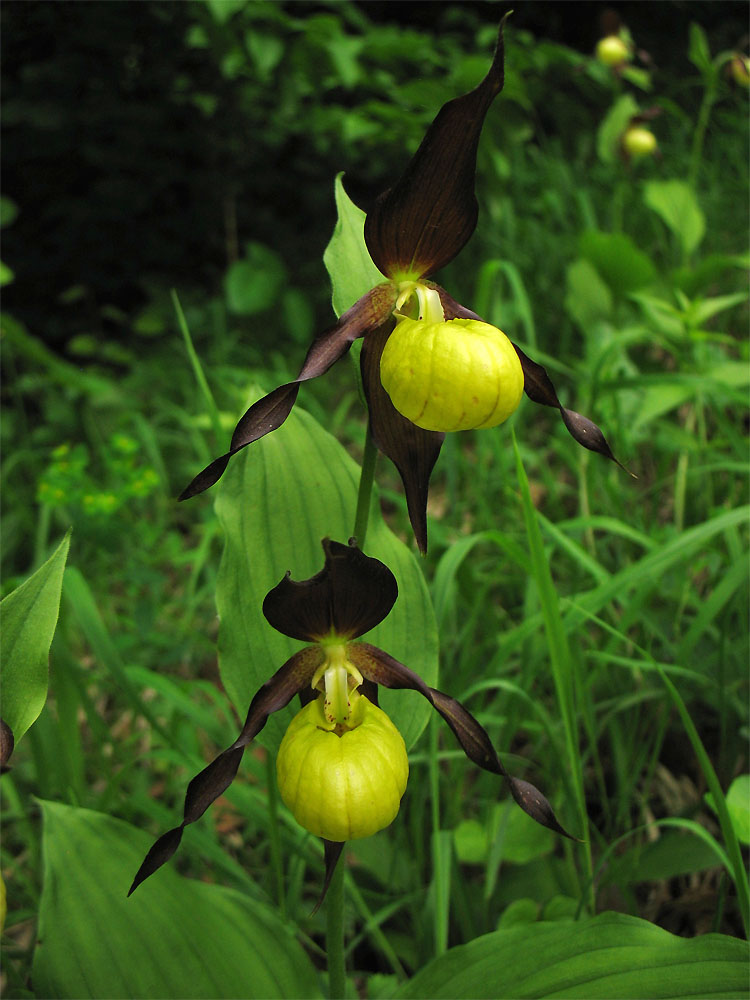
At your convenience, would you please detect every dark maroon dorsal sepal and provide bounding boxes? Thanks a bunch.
[262,538,398,642]
[364,15,511,280]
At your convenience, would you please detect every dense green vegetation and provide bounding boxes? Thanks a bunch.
[1,2,748,997]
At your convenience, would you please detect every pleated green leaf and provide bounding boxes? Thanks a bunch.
[32,800,322,1000]
[323,173,384,316]
[215,396,438,754]
[397,912,749,1000]
[0,531,70,742]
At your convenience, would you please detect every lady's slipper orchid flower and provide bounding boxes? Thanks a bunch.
[129,539,575,902]
[180,17,626,551]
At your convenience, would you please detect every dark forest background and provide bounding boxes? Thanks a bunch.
[2,1,747,349]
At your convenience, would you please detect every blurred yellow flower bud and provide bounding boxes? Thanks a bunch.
[596,35,630,67]
[380,316,524,432]
[622,125,657,159]
[276,695,408,841]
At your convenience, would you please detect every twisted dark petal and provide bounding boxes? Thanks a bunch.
[179,283,398,500]
[183,747,247,824]
[349,642,577,841]
[508,777,574,839]
[311,840,346,916]
[514,345,632,474]
[129,649,320,895]
[436,286,631,475]
[231,647,323,747]
[128,748,243,896]
[128,826,185,896]
[360,322,444,554]
[262,539,398,642]
[427,688,505,775]
[364,15,511,279]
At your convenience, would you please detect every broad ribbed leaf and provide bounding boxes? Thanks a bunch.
[33,801,321,1000]
[323,173,385,314]
[397,912,748,999]
[0,532,70,743]
[215,396,438,753]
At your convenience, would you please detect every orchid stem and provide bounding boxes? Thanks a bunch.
[326,846,347,999]
[353,423,378,548]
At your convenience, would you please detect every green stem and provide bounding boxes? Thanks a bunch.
[352,424,377,547]
[326,846,347,999]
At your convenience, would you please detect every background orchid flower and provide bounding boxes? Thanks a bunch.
[129,539,575,903]
[180,16,627,551]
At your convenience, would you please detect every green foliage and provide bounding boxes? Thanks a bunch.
[398,912,749,999]
[33,800,321,999]
[1,3,748,997]
[324,174,385,316]
[644,180,707,260]
[0,533,70,741]
[707,776,750,847]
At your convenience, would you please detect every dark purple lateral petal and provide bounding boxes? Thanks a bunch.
[262,538,398,642]
[129,649,319,895]
[311,840,346,916]
[179,283,397,500]
[433,285,482,323]
[436,286,632,476]
[128,747,243,896]
[360,322,444,554]
[128,826,185,896]
[507,777,576,839]
[349,642,578,840]
[182,746,246,824]
[513,345,633,475]
[364,14,511,280]
[232,647,323,747]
